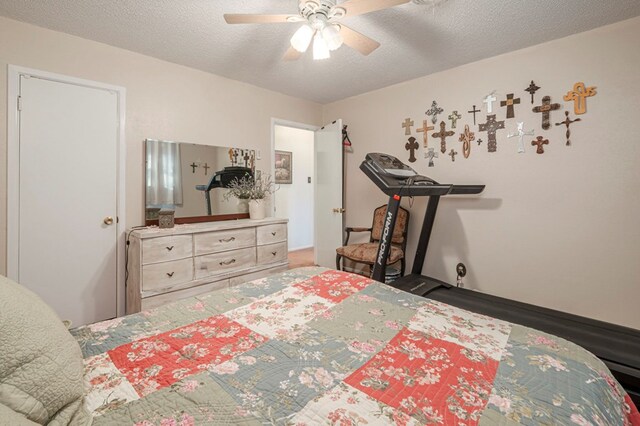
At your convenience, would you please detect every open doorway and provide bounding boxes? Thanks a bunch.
[273,122,316,268]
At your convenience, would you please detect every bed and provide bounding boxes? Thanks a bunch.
[65,267,639,425]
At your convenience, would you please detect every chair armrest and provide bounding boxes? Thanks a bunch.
[344,227,372,246]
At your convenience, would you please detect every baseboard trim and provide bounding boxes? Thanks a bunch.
[288,245,314,253]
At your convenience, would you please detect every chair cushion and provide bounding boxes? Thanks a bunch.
[336,243,404,264]
[371,206,408,244]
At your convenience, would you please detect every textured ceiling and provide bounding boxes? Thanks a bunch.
[1,0,639,103]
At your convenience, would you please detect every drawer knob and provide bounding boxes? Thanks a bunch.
[272,251,277,256]
[166,246,174,251]
[219,259,236,266]
[219,237,236,243]
[166,272,175,277]
[271,232,277,236]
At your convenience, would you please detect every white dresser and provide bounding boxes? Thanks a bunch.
[126,218,288,313]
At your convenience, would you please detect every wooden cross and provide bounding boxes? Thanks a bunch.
[563,82,596,115]
[190,162,198,173]
[500,93,521,119]
[415,120,434,149]
[426,100,444,125]
[483,93,497,113]
[478,114,505,153]
[532,95,561,130]
[555,111,581,146]
[449,149,458,162]
[243,151,250,167]
[525,80,540,104]
[232,149,239,165]
[401,118,414,135]
[507,122,534,154]
[405,137,419,163]
[202,163,210,175]
[531,136,549,154]
[431,121,455,154]
[468,105,481,125]
[448,110,462,129]
[458,124,475,159]
[425,147,438,167]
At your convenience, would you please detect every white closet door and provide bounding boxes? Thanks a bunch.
[18,76,118,326]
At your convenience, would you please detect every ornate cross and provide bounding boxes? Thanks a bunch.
[426,100,444,125]
[532,136,549,154]
[563,82,596,115]
[458,124,475,159]
[507,122,534,154]
[405,136,419,163]
[415,119,434,149]
[431,121,455,154]
[500,93,521,119]
[525,80,540,104]
[483,93,497,113]
[425,147,438,167]
[202,163,210,175]
[555,111,581,146]
[190,162,198,173]
[532,95,561,130]
[468,105,481,125]
[478,114,505,153]
[402,118,414,135]
[448,110,462,129]
[449,149,458,162]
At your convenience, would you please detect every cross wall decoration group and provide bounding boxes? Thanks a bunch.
[401,81,596,165]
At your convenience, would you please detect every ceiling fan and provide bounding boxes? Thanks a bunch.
[224,0,410,60]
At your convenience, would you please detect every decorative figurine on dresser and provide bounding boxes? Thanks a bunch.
[126,218,289,313]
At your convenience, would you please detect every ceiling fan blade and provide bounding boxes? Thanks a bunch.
[339,25,381,56]
[336,0,410,18]
[283,46,303,61]
[224,14,297,24]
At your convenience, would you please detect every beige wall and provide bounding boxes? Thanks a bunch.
[0,16,323,274]
[323,17,640,329]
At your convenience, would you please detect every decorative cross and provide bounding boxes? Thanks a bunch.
[483,93,497,113]
[525,80,540,104]
[426,100,444,125]
[555,111,581,146]
[507,122,534,153]
[532,96,561,130]
[458,124,475,159]
[478,114,505,153]
[449,149,458,162]
[500,93,521,119]
[477,138,483,146]
[563,82,596,115]
[190,162,198,173]
[448,110,462,129]
[402,118,414,135]
[431,121,455,154]
[202,163,210,175]
[415,119,434,149]
[468,105,481,125]
[531,136,549,154]
[243,151,250,167]
[405,136,419,163]
[425,147,438,167]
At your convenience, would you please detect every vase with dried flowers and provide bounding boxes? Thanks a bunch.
[223,174,276,219]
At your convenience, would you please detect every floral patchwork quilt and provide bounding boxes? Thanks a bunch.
[71,267,639,425]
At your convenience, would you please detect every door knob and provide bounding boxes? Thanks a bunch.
[332,208,346,213]
[103,216,114,225]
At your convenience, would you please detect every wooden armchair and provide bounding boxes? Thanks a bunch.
[336,205,410,276]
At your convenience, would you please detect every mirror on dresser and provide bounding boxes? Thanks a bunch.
[145,139,256,225]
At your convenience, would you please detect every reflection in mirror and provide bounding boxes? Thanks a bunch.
[145,139,255,221]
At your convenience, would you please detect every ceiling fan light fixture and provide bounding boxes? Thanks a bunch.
[312,32,331,60]
[322,24,343,51]
[290,24,314,52]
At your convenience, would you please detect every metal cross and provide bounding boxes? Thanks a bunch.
[405,136,419,163]
[483,93,497,113]
[500,93,521,119]
[415,119,434,149]
[426,100,444,125]
[448,110,462,129]
[555,111,581,146]
[458,124,475,159]
[477,138,483,146]
[243,151,250,167]
[190,162,198,173]
[202,163,210,175]
[449,149,458,162]
[478,114,505,153]
[232,149,239,165]
[425,147,438,167]
[531,136,549,154]
[431,121,455,154]
[468,105,481,125]
[507,122,534,153]
[532,95,561,130]
[525,80,541,104]
[401,118,414,135]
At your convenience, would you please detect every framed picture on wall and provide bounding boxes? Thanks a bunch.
[275,150,292,184]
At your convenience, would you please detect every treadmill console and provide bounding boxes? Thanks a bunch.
[365,153,417,178]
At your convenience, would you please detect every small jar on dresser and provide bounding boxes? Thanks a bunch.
[126,218,288,313]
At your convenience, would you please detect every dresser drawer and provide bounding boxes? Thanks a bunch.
[257,242,288,265]
[256,224,287,245]
[194,228,256,255]
[142,258,194,292]
[142,235,192,264]
[195,247,256,279]
[141,279,229,310]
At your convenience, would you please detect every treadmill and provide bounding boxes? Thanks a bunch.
[195,166,252,215]
[361,152,640,405]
